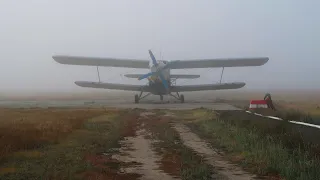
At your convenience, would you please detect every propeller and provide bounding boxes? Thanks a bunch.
[158,73,169,89]
[148,50,158,66]
[138,50,170,90]
[138,72,156,80]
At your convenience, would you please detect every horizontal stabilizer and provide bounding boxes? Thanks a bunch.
[125,74,200,79]
[171,82,245,92]
[125,74,147,78]
[170,74,200,79]
[53,55,149,69]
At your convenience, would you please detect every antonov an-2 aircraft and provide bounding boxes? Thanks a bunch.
[52,50,268,103]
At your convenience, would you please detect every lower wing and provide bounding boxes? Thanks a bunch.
[170,82,245,92]
[74,81,151,92]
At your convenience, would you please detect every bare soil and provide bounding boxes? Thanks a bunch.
[112,112,178,180]
[173,123,258,180]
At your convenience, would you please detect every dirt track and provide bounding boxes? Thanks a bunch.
[107,111,257,180]
[173,123,257,180]
[113,124,178,180]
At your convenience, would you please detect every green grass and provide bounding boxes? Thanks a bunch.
[272,108,317,125]
[187,111,320,180]
[249,102,320,125]
[0,111,130,180]
[146,116,217,180]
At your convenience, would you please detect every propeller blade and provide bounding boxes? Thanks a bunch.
[159,73,169,90]
[148,50,158,66]
[138,72,154,80]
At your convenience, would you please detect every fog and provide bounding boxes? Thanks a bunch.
[0,0,319,95]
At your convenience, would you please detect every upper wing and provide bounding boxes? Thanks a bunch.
[53,55,149,69]
[168,57,269,69]
[74,81,151,92]
[170,82,245,92]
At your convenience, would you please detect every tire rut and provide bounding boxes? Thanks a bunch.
[112,117,179,180]
[173,123,260,180]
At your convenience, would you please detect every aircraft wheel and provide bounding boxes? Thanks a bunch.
[135,94,139,104]
[180,94,185,103]
[160,95,163,101]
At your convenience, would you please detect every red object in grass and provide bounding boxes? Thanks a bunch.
[249,100,268,109]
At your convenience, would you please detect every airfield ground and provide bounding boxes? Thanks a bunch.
[0,90,319,179]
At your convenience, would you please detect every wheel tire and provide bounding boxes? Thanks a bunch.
[135,94,139,104]
[180,94,185,103]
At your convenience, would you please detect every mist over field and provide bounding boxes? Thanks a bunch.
[0,0,319,97]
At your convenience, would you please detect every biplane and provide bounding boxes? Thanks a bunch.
[52,50,268,103]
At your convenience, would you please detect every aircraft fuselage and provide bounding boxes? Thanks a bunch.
[148,61,171,95]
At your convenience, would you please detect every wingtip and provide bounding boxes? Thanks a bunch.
[52,55,64,64]
[231,82,246,88]
[75,81,96,87]
[74,81,83,87]
[262,57,269,65]
[52,55,60,59]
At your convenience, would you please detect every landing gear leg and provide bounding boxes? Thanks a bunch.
[169,92,185,103]
[135,94,139,104]
[180,94,184,103]
[134,91,151,104]
[160,95,163,101]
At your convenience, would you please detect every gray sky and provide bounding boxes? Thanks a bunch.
[0,0,319,94]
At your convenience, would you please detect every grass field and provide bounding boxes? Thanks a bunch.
[0,108,132,179]
[222,95,320,125]
[184,109,320,180]
[0,108,107,161]
[2,106,320,179]
[0,108,218,179]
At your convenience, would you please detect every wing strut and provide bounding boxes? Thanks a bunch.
[219,67,224,84]
[96,66,101,82]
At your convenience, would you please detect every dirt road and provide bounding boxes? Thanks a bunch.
[113,124,178,180]
[173,123,257,180]
[108,110,257,180]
